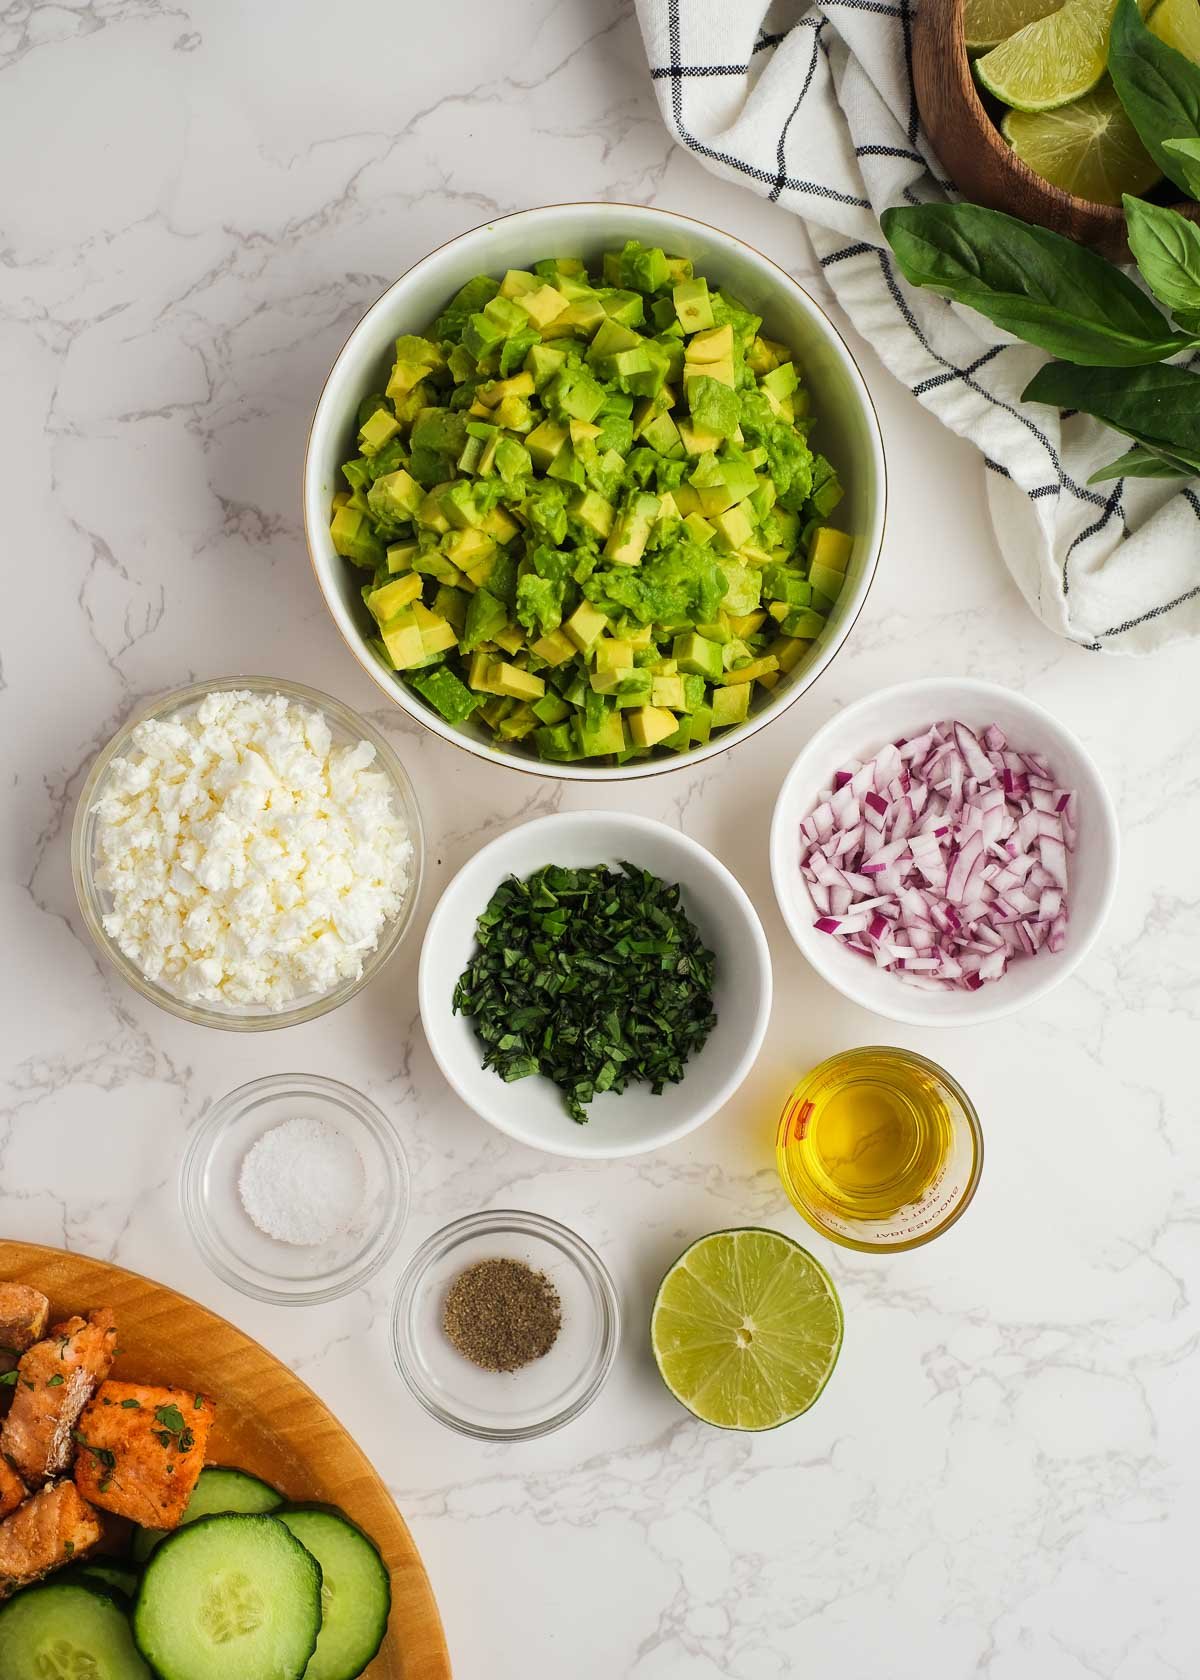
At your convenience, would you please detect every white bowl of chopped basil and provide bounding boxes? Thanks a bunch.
[305,203,886,779]
[418,811,772,1158]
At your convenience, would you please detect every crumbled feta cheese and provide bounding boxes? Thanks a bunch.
[93,689,413,1010]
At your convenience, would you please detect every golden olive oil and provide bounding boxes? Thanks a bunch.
[776,1048,982,1251]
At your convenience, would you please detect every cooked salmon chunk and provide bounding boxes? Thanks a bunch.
[0,1285,50,1372]
[0,1479,102,1599]
[73,1382,214,1530]
[0,1309,117,1485]
[0,1457,26,1519]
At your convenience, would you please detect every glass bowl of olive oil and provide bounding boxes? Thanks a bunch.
[776,1047,983,1253]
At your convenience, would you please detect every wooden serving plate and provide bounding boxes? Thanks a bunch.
[914,0,1200,259]
[0,1240,451,1680]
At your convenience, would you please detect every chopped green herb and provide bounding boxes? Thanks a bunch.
[120,1398,141,1409]
[194,1394,204,1410]
[72,1431,116,1470]
[63,1542,74,1555]
[46,1374,64,1387]
[153,1403,187,1437]
[0,1371,17,1388]
[453,862,717,1124]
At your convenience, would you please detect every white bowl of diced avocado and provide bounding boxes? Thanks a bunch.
[304,203,886,778]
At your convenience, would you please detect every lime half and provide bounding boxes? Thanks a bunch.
[1003,80,1162,201]
[650,1228,843,1431]
[975,0,1115,109]
[964,0,1063,54]
[1150,0,1200,62]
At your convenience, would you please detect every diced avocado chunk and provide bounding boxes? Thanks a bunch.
[686,324,734,364]
[564,601,609,653]
[367,573,423,623]
[710,683,751,729]
[381,612,427,669]
[780,607,826,641]
[673,631,723,683]
[575,708,626,757]
[492,662,546,701]
[410,665,481,724]
[651,674,686,710]
[720,654,779,685]
[627,706,678,749]
[532,692,571,726]
[571,489,615,539]
[530,628,576,666]
[711,502,755,554]
[359,407,400,454]
[808,561,844,602]
[673,276,715,333]
[330,504,384,567]
[809,525,853,572]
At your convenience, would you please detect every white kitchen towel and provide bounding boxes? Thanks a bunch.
[635,0,1200,653]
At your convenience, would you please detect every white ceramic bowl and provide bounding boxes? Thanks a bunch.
[418,811,772,1158]
[304,202,886,780]
[770,678,1120,1026]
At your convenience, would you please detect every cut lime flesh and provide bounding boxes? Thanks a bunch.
[976,0,1116,110]
[650,1228,843,1431]
[964,0,1063,53]
[1003,80,1163,202]
[1149,0,1200,62]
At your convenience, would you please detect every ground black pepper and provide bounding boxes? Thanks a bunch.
[442,1258,562,1373]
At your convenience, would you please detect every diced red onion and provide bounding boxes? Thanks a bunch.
[798,718,1077,992]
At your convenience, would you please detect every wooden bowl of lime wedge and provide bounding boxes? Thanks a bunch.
[914,0,1200,260]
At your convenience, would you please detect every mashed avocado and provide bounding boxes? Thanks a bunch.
[331,241,850,764]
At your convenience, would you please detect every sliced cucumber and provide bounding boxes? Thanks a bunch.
[276,1505,391,1680]
[133,1513,321,1680]
[59,1563,141,1603]
[131,1467,283,1563]
[0,1580,151,1680]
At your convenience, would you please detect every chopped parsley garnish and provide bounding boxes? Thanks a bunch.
[0,1371,17,1388]
[120,1398,141,1409]
[153,1404,195,1452]
[63,1541,74,1555]
[452,862,717,1123]
[72,1431,116,1470]
[46,1374,64,1387]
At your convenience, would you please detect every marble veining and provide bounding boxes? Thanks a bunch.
[2,2,1197,1676]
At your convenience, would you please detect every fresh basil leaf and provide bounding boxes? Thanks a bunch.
[1023,360,1200,471]
[1163,137,1200,199]
[1109,0,1200,196]
[880,201,1192,365]
[1087,442,1198,482]
[1122,195,1200,335]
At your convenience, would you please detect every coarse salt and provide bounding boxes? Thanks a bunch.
[92,688,412,1009]
[238,1116,366,1246]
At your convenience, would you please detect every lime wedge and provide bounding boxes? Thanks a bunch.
[1002,80,1163,201]
[964,0,1063,54]
[1150,0,1200,62]
[650,1228,843,1431]
[975,0,1116,110]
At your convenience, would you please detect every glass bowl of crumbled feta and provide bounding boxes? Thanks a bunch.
[71,676,424,1029]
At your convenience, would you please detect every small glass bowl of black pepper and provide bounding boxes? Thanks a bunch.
[390,1210,620,1441]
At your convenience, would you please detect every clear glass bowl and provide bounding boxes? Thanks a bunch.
[181,1073,410,1304]
[71,675,424,1030]
[391,1210,620,1441]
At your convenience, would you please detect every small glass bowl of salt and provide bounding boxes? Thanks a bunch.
[181,1073,409,1304]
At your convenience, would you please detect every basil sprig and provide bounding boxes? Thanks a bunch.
[1022,362,1200,478]
[1109,0,1200,197]
[1123,195,1200,334]
[880,202,1195,365]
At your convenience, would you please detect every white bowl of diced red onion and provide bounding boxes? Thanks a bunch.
[770,678,1120,1026]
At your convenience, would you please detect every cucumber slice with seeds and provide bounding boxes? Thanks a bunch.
[0,1580,151,1680]
[276,1505,392,1680]
[132,1513,320,1680]
[131,1466,282,1563]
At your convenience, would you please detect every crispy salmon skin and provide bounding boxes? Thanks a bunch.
[73,1382,214,1530]
[0,1479,101,1599]
[0,1309,117,1485]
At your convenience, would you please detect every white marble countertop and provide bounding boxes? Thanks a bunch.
[3,2,1198,1676]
